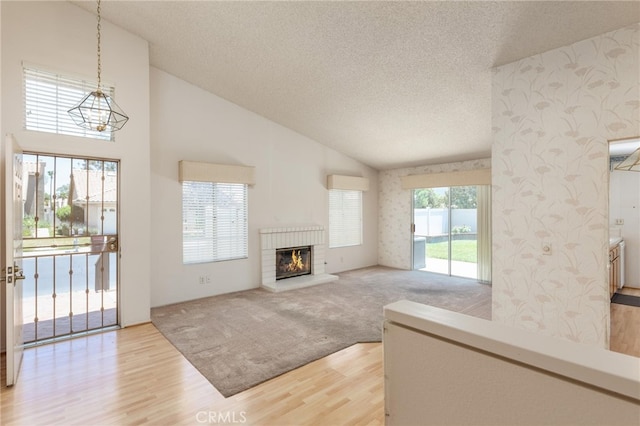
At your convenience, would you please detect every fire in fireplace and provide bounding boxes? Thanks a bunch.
[276,246,312,280]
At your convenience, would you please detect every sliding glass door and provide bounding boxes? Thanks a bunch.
[413,185,490,281]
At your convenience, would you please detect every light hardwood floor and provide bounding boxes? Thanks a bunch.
[2,291,639,425]
[1,324,384,425]
[610,287,640,357]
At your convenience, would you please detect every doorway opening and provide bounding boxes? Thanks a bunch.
[19,153,119,343]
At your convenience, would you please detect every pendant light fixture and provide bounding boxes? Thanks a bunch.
[614,147,640,172]
[68,0,129,133]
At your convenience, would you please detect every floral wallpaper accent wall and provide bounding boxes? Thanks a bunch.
[378,158,491,269]
[492,24,640,348]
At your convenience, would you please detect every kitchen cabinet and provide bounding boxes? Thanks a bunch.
[609,244,620,298]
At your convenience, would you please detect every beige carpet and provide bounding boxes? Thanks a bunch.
[151,266,491,397]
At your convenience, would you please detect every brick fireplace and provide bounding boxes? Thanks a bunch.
[260,226,338,292]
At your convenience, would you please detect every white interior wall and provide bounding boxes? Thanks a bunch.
[149,68,378,307]
[610,167,640,288]
[1,0,151,354]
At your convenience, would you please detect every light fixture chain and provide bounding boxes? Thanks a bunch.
[96,0,102,92]
[67,0,129,132]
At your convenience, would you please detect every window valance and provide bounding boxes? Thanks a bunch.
[327,174,370,191]
[179,160,255,185]
[400,169,490,189]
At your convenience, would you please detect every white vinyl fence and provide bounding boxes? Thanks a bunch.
[414,208,476,236]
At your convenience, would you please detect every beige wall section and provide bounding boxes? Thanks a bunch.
[1,1,151,333]
[491,23,640,347]
[150,68,378,307]
[384,301,640,426]
[378,158,491,270]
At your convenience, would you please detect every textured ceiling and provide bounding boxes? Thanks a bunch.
[71,1,640,170]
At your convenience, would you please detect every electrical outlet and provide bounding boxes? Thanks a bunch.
[615,218,624,225]
[198,276,205,285]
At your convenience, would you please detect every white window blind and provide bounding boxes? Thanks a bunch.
[329,189,363,248]
[182,181,248,264]
[24,67,114,141]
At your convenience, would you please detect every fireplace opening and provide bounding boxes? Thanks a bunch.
[276,246,312,280]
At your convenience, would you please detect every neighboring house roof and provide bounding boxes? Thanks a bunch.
[70,170,118,204]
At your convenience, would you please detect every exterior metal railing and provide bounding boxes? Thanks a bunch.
[19,242,117,343]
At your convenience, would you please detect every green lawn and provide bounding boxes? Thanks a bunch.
[427,240,477,263]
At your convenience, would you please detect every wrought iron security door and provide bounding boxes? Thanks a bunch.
[19,153,119,343]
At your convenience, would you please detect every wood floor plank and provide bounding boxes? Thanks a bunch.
[1,291,637,425]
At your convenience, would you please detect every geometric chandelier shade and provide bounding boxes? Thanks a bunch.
[68,90,129,132]
[614,147,640,172]
[68,0,129,133]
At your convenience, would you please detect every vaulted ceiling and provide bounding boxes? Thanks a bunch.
[72,1,640,170]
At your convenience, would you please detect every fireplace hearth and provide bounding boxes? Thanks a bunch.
[276,246,312,280]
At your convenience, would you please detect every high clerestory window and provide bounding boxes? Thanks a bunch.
[24,66,115,141]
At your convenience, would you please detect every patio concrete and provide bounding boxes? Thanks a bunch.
[419,257,477,279]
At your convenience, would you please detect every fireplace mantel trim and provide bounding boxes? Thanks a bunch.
[259,225,337,292]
